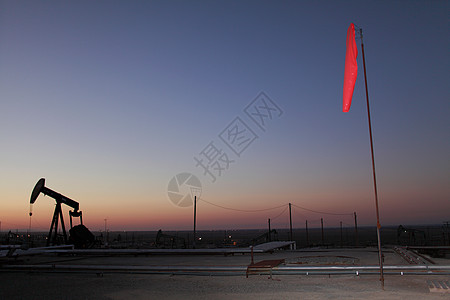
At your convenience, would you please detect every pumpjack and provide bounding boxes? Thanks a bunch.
[155,229,186,248]
[30,178,94,247]
[397,225,426,246]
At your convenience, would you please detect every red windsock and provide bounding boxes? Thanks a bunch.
[343,23,358,112]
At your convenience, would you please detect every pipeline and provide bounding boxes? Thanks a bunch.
[2,264,450,276]
[272,265,450,276]
[4,248,264,258]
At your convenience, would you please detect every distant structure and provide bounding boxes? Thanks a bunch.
[155,230,186,249]
[251,229,278,246]
[397,225,426,246]
[29,178,94,247]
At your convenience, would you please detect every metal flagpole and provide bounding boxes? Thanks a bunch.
[359,27,384,288]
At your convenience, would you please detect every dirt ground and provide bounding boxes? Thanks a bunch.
[1,247,449,299]
[1,272,449,300]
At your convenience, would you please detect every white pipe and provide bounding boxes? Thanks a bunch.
[3,264,450,276]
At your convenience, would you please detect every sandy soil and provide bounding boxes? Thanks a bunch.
[0,272,449,300]
[1,247,449,299]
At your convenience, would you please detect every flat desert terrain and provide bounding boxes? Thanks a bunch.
[1,247,449,299]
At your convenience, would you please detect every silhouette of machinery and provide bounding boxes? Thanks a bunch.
[251,229,278,245]
[155,229,186,249]
[397,225,426,246]
[30,178,94,247]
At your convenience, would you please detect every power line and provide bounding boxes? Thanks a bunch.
[291,203,353,216]
[197,198,354,217]
[198,198,287,213]
[270,205,288,220]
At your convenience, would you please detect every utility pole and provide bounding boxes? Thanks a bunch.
[354,212,358,247]
[104,218,108,246]
[289,203,293,241]
[193,196,197,249]
[305,220,309,246]
[340,221,343,248]
[321,218,324,245]
[268,218,271,242]
[444,221,450,246]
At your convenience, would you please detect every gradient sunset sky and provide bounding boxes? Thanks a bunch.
[1,1,448,232]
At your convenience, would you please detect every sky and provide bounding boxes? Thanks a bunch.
[0,0,449,232]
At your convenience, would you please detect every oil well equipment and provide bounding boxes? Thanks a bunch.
[29,178,94,247]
